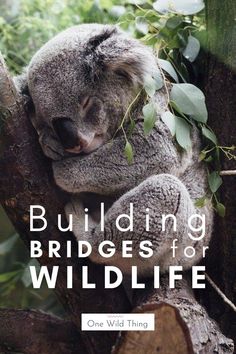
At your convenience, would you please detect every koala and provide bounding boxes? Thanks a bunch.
[15,24,213,276]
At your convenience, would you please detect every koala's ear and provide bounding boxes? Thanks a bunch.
[104,45,158,85]
[13,69,35,113]
[87,27,118,51]
[13,69,30,96]
[88,27,158,86]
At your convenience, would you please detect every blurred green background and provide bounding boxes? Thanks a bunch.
[0,0,205,314]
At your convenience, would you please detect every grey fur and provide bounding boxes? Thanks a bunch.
[16,24,213,276]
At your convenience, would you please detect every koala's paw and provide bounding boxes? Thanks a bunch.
[52,160,74,192]
[39,129,64,161]
[65,197,98,242]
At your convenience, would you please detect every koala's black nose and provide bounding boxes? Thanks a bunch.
[53,118,79,150]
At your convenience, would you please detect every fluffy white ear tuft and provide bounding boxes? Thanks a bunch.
[86,27,159,86]
[104,44,159,86]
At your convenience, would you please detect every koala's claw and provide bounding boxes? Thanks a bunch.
[65,197,98,242]
[39,130,64,161]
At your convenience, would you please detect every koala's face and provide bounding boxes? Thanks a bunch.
[25,24,157,160]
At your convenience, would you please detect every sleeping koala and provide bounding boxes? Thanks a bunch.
[16,24,213,276]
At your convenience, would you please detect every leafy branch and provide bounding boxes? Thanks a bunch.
[116,0,235,216]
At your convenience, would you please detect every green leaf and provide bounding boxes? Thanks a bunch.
[208,171,223,193]
[161,111,176,136]
[143,102,156,135]
[153,70,164,90]
[135,16,149,35]
[204,155,213,163]
[124,141,133,164]
[144,76,156,97]
[21,259,40,287]
[195,196,207,208]
[109,6,126,18]
[144,73,163,97]
[127,0,146,4]
[0,234,18,256]
[127,119,136,137]
[0,270,20,283]
[199,151,207,161]
[158,59,179,82]
[170,83,208,123]
[166,16,183,29]
[183,35,200,62]
[175,116,192,150]
[216,202,226,217]
[202,126,217,145]
[153,0,205,15]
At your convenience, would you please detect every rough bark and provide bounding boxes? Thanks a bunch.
[203,0,236,346]
[0,53,131,354]
[0,51,234,354]
[0,309,81,354]
[114,277,234,354]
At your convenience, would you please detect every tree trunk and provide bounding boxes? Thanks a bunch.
[0,53,131,354]
[203,0,236,347]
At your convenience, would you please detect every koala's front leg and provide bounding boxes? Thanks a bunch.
[65,196,98,243]
[68,174,212,276]
[53,120,179,195]
[38,127,65,161]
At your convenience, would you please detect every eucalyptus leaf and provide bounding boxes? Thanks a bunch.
[216,202,226,217]
[21,259,40,287]
[0,270,20,283]
[204,155,213,163]
[195,196,207,208]
[127,0,147,4]
[175,116,192,150]
[144,76,156,97]
[0,234,18,255]
[135,16,149,35]
[170,83,208,123]
[199,151,206,161]
[161,111,176,136]
[153,70,164,90]
[109,5,126,18]
[208,171,222,193]
[202,126,217,145]
[124,141,133,164]
[144,73,163,96]
[153,0,204,15]
[143,102,156,135]
[159,59,179,82]
[127,119,136,137]
[166,16,183,29]
[183,35,200,62]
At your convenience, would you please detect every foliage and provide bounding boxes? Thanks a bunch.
[0,207,63,313]
[0,0,119,74]
[114,0,235,214]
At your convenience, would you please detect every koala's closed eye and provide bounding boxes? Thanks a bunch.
[114,69,133,81]
[79,96,91,110]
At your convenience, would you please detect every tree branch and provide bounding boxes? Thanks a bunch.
[220,170,236,176]
[0,53,130,354]
[114,277,234,354]
[0,309,82,354]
